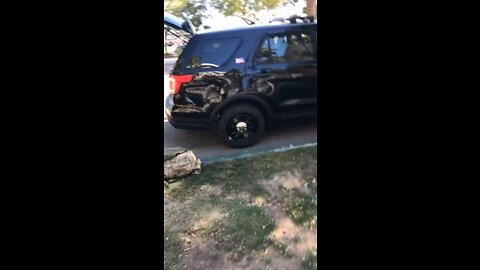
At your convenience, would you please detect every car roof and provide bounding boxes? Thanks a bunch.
[196,22,316,36]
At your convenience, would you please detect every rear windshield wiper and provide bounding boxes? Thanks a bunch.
[186,63,220,69]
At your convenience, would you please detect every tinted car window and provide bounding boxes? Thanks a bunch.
[256,39,271,64]
[255,32,315,64]
[181,38,241,69]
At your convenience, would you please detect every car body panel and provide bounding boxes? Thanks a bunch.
[165,21,317,130]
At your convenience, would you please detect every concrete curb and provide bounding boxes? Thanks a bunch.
[200,142,317,165]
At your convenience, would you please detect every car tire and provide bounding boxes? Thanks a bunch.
[218,104,265,148]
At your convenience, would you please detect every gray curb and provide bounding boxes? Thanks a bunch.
[200,142,317,165]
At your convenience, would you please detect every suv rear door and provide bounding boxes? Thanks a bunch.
[248,26,317,117]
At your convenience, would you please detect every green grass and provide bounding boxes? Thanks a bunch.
[273,241,293,257]
[302,250,317,270]
[293,235,302,243]
[282,189,317,228]
[206,201,275,261]
[164,146,317,268]
[165,147,317,200]
[164,227,183,269]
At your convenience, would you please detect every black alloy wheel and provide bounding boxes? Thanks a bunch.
[218,104,265,148]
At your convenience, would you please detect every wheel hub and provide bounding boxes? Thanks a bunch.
[227,115,256,141]
[236,121,247,132]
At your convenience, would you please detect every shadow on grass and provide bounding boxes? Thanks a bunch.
[207,201,276,261]
[302,250,317,270]
[164,196,276,268]
[166,146,317,200]
[164,146,317,269]
[283,189,317,228]
[164,226,183,269]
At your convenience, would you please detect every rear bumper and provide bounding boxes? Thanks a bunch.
[165,95,212,131]
[166,113,212,130]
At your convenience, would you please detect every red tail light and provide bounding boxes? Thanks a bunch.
[169,74,193,95]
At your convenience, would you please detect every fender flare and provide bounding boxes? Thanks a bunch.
[210,95,273,125]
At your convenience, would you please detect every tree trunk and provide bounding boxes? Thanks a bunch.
[306,0,316,18]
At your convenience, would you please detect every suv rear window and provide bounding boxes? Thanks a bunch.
[180,38,241,70]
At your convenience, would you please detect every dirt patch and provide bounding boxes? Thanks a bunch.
[180,240,262,270]
[191,209,224,231]
[179,240,301,270]
[178,240,226,270]
[198,184,223,196]
[262,170,311,195]
[262,248,306,270]
[251,196,267,207]
[268,210,317,258]
[262,171,317,258]
[164,147,317,270]
[167,171,317,270]
[226,191,250,202]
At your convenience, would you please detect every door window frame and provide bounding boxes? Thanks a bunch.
[253,30,316,66]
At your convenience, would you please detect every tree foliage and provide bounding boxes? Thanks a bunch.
[165,0,296,28]
[210,0,286,16]
[164,0,207,28]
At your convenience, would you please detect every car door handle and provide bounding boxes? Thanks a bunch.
[260,68,271,73]
[291,73,303,78]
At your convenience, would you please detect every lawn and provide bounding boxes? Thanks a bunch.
[164,146,317,270]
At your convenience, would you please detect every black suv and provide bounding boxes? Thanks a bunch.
[165,13,317,148]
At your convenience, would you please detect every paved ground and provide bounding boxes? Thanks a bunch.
[164,120,317,163]
[164,57,176,75]
[163,58,317,163]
